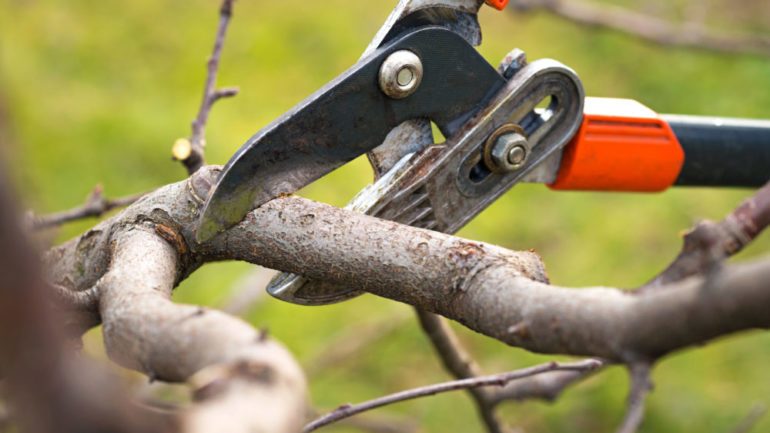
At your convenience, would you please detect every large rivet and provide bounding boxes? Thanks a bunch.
[379,50,423,99]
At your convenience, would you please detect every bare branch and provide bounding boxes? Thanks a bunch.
[304,360,601,432]
[176,0,239,174]
[644,181,770,290]
[0,164,171,433]
[207,187,770,360]
[510,0,770,58]
[30,185,143,230]
[97,228,307,433]
[490,366,602,404]
[44,167,770,363]
[616,363,653,433]
[415,310,504,433]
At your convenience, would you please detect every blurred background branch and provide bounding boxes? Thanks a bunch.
[509,0,770,57]
[29,185,144,230]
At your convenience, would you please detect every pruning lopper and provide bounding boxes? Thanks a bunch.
[196,0,770,305]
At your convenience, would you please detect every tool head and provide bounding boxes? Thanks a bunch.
[195,2,507,242]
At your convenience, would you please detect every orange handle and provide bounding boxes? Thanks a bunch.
[485,0,509,10]
[549,98,684,192]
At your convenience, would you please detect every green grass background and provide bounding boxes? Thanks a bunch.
[1,1,770,431]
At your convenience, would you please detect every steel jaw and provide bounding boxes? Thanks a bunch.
[268,58,585,305]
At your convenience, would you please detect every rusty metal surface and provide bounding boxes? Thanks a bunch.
[364,0,484,57]
[269,59,585,305]
[364,0,486,178]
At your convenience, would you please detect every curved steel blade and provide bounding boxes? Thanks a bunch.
[196,26,505,242]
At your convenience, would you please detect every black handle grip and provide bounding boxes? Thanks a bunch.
[664,114,770,187]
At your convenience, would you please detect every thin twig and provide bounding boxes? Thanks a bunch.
[174,0,239,174]
[30,185,143,230]
[304,359,602,432]
[731,403,768,433]
[509,0,770,58]
[616,362,653,433]
[415,309,505,433]
[642,180,770,291]
[490,366,602,404]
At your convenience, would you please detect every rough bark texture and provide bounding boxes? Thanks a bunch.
[0,175,174,433]
[44,167,770,365]
[43,170,308,433]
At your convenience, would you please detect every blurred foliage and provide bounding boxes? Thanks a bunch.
[1,0,770,432]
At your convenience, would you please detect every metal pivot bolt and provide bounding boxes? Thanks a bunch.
[484,124,530,173]
[379,50,423,99]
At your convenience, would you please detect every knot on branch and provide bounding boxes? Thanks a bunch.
[155,223,189,257]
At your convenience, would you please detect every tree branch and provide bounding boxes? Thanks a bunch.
[0,165,172,433]
[97,227,306,433]
[174,0,239,174]
[509,0,770,58]
[44,167,770,364]
[304,359,601,432]
[616,363,652,433]
[30,185,143,230]
[644,180,770,290]
[490,366,601,404]
[37,167,770,433]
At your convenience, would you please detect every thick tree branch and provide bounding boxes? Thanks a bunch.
[305,359,600,432]
[0,168,172,433]
[44,167,770,365]
[175,0,239,174]
[510,0,770,58]
[97,227,306,433]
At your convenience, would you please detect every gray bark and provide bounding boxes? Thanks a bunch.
[45,166,770,366]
